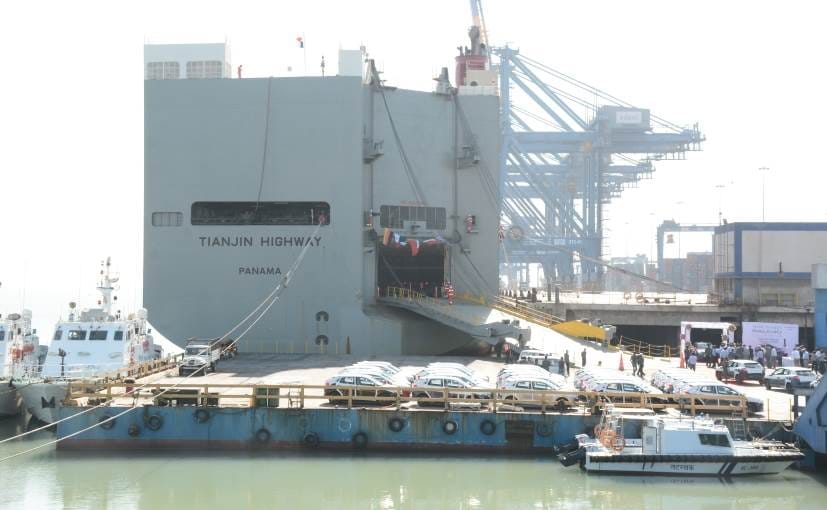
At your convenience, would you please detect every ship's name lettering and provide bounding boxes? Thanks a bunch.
[239,266,282,276]
[669,464,695,471]
[199,236,322,248]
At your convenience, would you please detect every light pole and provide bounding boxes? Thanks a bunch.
[758,167,770,222]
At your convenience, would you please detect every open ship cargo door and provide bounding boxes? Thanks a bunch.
[377,242,445,295]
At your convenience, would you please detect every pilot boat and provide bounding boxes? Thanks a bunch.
[0,310,42,416]
[16,258,163,423]
[557,406,803,476]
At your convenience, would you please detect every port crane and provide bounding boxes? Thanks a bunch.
[459,2,704,290]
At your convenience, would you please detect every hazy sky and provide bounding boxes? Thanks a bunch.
[1,0,825,333]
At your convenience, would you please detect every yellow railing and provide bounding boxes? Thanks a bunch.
[65,381,749,418]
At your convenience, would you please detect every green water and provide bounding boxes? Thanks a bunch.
[0,416,824,510]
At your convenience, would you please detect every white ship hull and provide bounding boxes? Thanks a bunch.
[585,455,798,476]
[16,381,69,424]
[0,384,21,416]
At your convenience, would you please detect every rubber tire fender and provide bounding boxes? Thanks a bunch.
[127,424,140,437]
[145,414,164,431]
[255,428,271,444]
[480,419,496,436]
[194,408,210,424]
[352,432,368,449]
[443,420,458,435]
[388,417,405,433]
[303,432,320,448]
[536,422,552,437]
[99,414,116,430]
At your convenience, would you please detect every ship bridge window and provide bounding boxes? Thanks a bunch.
[0,330,4,341]
[191,202,330,226]
[114,331,124,341]
[89,330,108,341]
[68,330,87,341]
[698,433,730,447]
[152,212,183,227]
[146,61,180,80]
[186,60,223,79]
[53,330,62,341]
[380,205,446,230]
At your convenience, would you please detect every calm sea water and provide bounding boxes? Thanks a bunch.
[0,416,824,510]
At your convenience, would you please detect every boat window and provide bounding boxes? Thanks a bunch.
[699,433,730,447]
[114,331,124,341]
[53,329,62,341]
[191,202,330,226]
[68,330,87,340]
[0,330,4,341]
[146,61,180,80]
[89,330,108,341]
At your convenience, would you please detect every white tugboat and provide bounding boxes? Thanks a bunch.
[557,406,803,476]
[0,310,42,416]
[16,258,163,423]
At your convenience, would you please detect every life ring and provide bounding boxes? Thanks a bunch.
[145,414,164,431]
[99,414,116,430]
[388,417,405,433]
[352,432,368,449]
[338,418,352,433]
[303,432,320,448]
[599,430,617,449]
[480,420,496,436]
[536,422,552,437]
[127,424,140,437]
[443,420,458,435]
[255,428,271,443]
[194,409,210,424]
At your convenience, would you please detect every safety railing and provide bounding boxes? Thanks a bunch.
[380,287,446,308]
[64,382,750,418]
[617,335,673,358]
[489,296,565,326]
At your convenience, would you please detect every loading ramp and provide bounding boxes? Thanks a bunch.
[378,288,531,346]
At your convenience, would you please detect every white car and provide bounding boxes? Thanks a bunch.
[497,365,556,386]
[324,374,399,404]
[763,367,818,391]
[353,361,413,383]
[715,359,765,384]
[498,377,576,410]
[411,374,488,405]
[415,368,486,388]
[517,349,559,365]
[676,381,764,414]
[425,362,489,384]
[338,367,408,387]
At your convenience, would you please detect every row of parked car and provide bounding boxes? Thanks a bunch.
[650,368,764,413]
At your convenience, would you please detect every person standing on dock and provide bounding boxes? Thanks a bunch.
[636,351,645,378]
[688,352,697,371]
[564,351,571,376]
[558,357,566,376]
[581,348,587,368]
[770,346,778,369]
[756,347,765,366]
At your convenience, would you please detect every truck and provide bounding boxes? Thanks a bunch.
[178,338,223,376]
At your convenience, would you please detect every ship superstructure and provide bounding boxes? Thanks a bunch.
[144,43,501,355]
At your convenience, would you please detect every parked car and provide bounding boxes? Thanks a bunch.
[517,349,559,366]
[497,365,561,386]
[498,377,576,410]
[764,367,818,391]
[324,374,399,404]
[425,362,489,385]
[715,359,765,384]
[676,381,763,414]
[411,375,488,405]
[353,361,413,384]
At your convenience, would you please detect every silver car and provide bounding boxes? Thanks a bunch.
[764,367,817,391]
